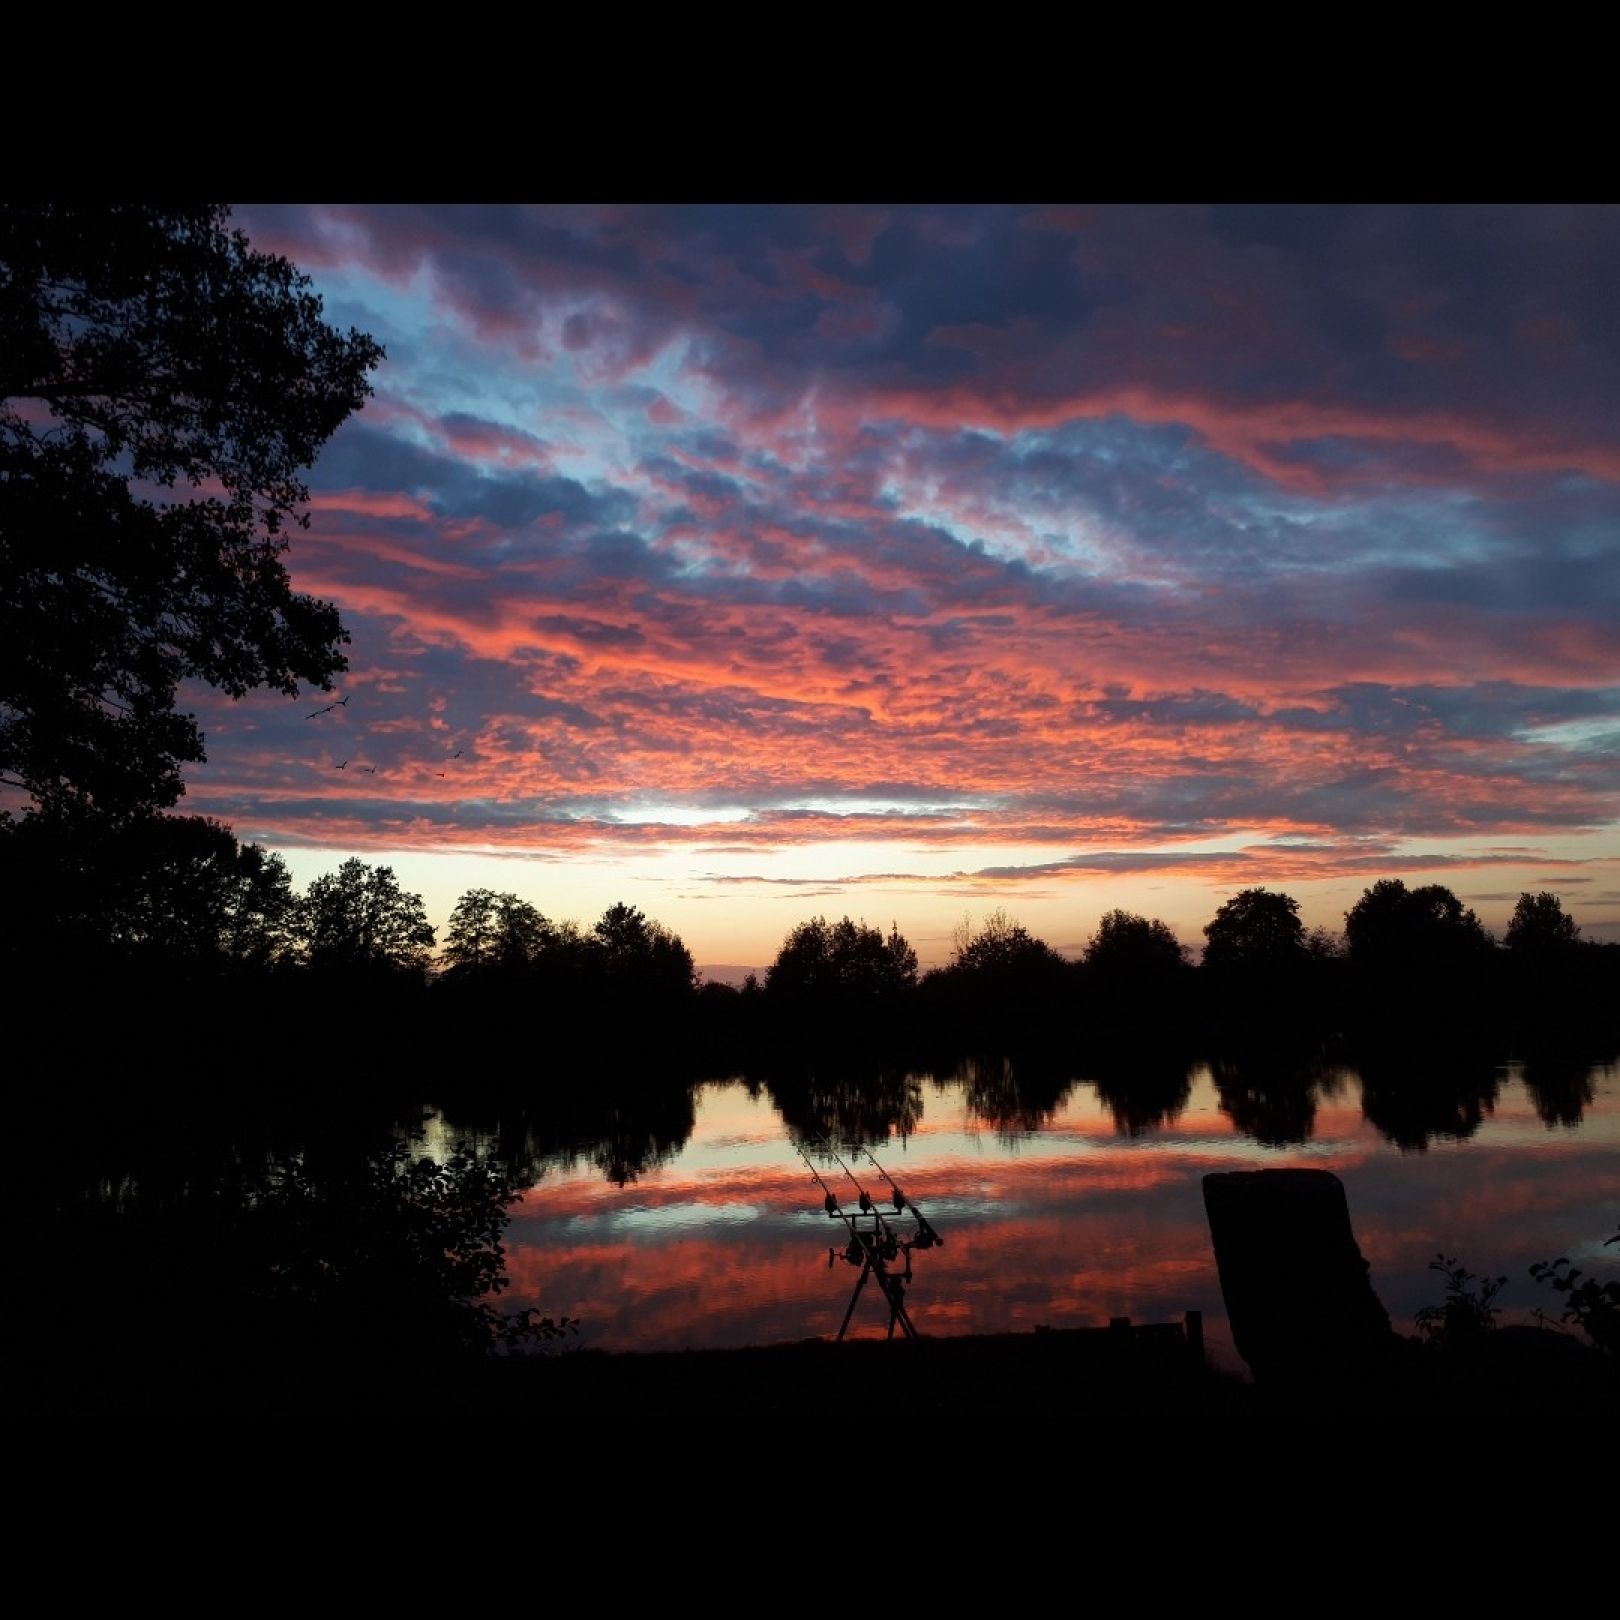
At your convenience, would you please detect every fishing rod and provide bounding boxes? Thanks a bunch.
[827,1147,921,1338]
[863,1144,944,1249]
[792,1137,846,1219]
[794,1138,862,1270]
[831,1148,882,1217]
[795,1139,927,1342]
[835,1147,930,1275]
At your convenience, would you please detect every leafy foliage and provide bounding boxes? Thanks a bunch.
[1344,879,1492,966]
[0,203,382,816]
[1414,1253,1507,1346]
[0,806,295,968]
[1505,891,1581,954]
[443,887,555,973]
[299,856,436,976]
[1084,909,1188,976]
[1530,1226,1620,1356]
[1202,887,1307,971]
[949,908,1067,976]
[592,901,695,999]
[245,1142,577,1362]
[766,915,918,1004]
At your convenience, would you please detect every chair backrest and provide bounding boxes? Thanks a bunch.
[1202,1168,1394,1382]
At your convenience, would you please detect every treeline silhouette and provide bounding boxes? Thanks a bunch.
[7,809,1616,1082]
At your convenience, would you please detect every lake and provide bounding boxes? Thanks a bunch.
[462,1060,1620,1372]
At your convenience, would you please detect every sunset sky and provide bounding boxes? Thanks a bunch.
[178,204,1620,972]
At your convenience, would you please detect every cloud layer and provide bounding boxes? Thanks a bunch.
[178,206,1620,944]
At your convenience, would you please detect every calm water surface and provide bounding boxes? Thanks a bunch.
[463,1063,1620,1372]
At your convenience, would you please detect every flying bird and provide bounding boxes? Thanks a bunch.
[360,765,377,774]
[335,760,348,769]
[307,695,350,718]
[451,749,463,759]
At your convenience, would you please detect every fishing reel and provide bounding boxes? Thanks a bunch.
[829,1235,866,1269]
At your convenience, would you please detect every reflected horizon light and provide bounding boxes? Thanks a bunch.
[485,1062,1620,1369]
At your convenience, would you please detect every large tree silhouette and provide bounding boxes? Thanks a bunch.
[1202,887,1307,972]
[1084,909,1187,976]
[0,806,295,969]
[1504,891,1581,954]
[948,908,1066,976]
[0,204,382,817]
[767,915,918,1004]
[442,888,554,973]
[299,857,436,976]
[592,902,695,990]
[1344,879,1491,966]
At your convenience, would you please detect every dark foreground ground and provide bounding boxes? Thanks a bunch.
[19,1319,1617,1422]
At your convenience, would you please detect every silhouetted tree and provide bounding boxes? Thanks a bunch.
[1344,879,1491,966]
[1199,887,1331,1047]
[949,909,1064,975]
[1078,909,1193,1046]
[14,1095,583,1416]
[591,901,695,1000]
[298,857,436,977]
[1084,909,1188,976]
[115,814,298,969]
[0,807,294,970]
[1505,891,1581,954]
[1,204,383,817]
[767,916,917,1009]
[443,888,553,973]
[921,909,1071,1053]
[1501,898,1619,1057]
[1202,888,1308,972]
[240,1142,557,1366]
[1341,879,1499,1047]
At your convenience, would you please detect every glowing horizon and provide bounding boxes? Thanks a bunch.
[149,205,1619,966]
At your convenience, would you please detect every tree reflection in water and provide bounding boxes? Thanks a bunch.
[1521,1057,1602,1129]
[14,1039,1614,1416]
[1085,1051,1195,1138]
[15,1091,566,1416]
[765,1062,925,1148]
[955,1052,1076,1141]
[1356,1051,1503,1151]
[432,1083,699,1189]
[1209,1049,1344,1147]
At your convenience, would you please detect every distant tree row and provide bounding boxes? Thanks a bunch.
[0,810,433,976]
[0,811,704,998]
[439,888,695,1009]
[6,808,1598,979]
[4,809,1614,1071]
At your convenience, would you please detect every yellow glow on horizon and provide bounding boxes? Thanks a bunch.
[266,825,1620,971]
